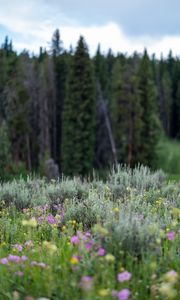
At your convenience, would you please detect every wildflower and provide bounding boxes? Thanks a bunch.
[80,276,93,291]
[47,214,56,225]
[164,270,178,283]
[98,247,106,256]
[167,231,175,241]
[85,242,93,250]
[8,255,21,263]
[105,254,115,262]
[0,257,8,265]
[38,216,45,224]
[117,271,132,282]
[118,289,131,300]
[21,255,28,261]
[114,207,120,213]
[38,262,47,268]
[24,240,33,248]
[13,244,23,252]
[85,232,91,238]
[31,261,47,268]
[81,231,91,241]
[159,283,177,298]
[70,255,79,265]
[71,235,80,245]
[98,289,109,296]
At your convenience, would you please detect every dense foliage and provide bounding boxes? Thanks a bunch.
[0,32,180,178]
[0,166,179,299]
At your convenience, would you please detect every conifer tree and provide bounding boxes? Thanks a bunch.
[111,55,143,166]
[138,50,160,167]
[5,55,31,166]
[62,36,96,176]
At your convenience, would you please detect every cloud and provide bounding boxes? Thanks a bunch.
[0,0,180,57]
[43,0,180,36]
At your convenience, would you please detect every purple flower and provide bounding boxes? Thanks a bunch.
[71,235,80,245]
[85,242,93,250]
[47,214,56,225]
[117,271,132,282]
[13,244,23,252]
[38,216,45,224]
[0,257,8,265]
[98,247,106,256]
[21,255,28,261]
[8,255,21,263]
[80,276,93,291]
[85,232,91,238]
[118,289,131,300]
[167,231,175,241]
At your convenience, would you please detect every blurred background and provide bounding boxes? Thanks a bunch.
[0,0,180,181]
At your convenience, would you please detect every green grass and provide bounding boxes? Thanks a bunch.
[157,137,180,181]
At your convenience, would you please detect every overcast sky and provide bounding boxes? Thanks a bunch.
[0,0,180,56]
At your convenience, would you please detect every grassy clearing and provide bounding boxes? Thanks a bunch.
[0,166,179,300]
[157,137,180,181]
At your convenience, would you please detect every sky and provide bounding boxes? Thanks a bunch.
[0,0,180,56]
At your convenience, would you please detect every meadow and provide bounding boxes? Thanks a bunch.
[0,166,179,300]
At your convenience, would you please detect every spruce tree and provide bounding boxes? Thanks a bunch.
[111,55,143,166]
[138,50,160,167]
[62,36,96,176]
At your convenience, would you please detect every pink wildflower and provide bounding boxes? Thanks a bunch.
[98,247,106,256]
[8,255,21,263]
[117,271,132,282]
[167,231,175,241]
[118,289,131,300]
[47,214,56,225]
[71,235,80,245]
[85,242,93,250]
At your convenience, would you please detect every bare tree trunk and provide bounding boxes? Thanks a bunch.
[96,80,118,166]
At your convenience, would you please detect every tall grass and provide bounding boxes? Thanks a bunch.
[157,137,180,181]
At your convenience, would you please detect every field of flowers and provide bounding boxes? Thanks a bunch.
[0,166,179,300]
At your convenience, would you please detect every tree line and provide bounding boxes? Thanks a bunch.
[0,30,180,179]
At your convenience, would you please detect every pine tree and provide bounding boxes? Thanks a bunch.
[5,55,30,166]
[0,121,11,180]
[111,55,143,166]
[62,36,96,176]
[94,45,108,94]
[54,52,70,167]
[51,29,63,56]
[138,50,160,167]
